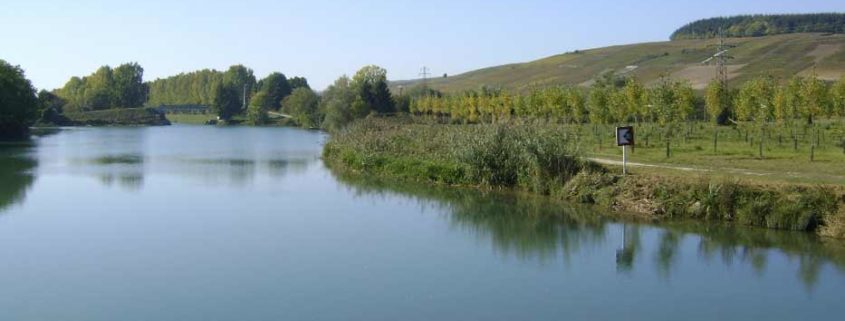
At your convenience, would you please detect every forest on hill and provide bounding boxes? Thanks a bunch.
[671,13,845,40]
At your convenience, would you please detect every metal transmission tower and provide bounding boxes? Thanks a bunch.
[419,66,431,87]
[701,28,734,90]
[701,28,734,123]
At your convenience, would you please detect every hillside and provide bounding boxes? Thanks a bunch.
[392,33,845,93]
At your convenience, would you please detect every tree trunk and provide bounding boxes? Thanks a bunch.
[811,144,815,162]
[713,127,718,154]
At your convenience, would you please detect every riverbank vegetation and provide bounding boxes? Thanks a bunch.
[323,116,845,237]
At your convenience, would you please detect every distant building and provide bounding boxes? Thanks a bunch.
[154,104,210,114]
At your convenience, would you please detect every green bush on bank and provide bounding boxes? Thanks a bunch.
[323,115,585,193]
[323,116,844,234]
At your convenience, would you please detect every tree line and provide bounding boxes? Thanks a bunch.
[46,63,313,122]
[409,74,696,127]
[409,73,845,126]
[721,73,845,157]
[671,13,845,40]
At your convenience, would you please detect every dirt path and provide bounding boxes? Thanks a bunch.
[588,157,845,184]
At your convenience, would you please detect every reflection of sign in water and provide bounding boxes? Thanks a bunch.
[616,126,634,146]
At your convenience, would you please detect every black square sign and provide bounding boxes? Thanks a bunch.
[616,126,634,146]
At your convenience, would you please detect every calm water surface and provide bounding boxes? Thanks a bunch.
[0,126,844,321]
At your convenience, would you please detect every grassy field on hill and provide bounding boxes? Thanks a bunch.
[393,33,845,93]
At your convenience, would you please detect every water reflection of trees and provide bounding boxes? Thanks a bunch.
[333,170,608,263]
[677,223,841,291]
[89,154,146,191]
[331,169,845,290]
[0,144,38,213]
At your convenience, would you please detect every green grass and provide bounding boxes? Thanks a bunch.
[166,113,215,124]
[576,119,845,185]
[392,33,845,93]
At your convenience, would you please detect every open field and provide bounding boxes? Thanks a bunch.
[392,33,845,93]
[575,120,845,185]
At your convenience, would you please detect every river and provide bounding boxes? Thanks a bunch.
[0,126,843,320]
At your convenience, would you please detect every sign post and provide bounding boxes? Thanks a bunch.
[616,126,634,175]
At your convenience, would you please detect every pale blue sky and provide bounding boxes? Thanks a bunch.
[2,0,843,90]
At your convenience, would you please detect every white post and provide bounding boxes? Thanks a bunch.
[622,145,628,176]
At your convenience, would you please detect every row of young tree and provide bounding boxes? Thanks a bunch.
[710,74,845,157]
[408,73,845,157]
[409,74,696,127]
[408,73,845,127]
[671,13,845,40]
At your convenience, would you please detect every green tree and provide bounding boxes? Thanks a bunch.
[246,91,269,125]
[705,80,729,124]
[282,87,320,128]
[799,74,828,124]
[0,60,40,138]
[351,65,394,114]
[623,78,645,124]
[705,80,729,152]
[734,77,774,158]
[58,76,86,112]
[609,88,628,124]
[566,88,587,124]
[86,66,116,110]
[289,77,310,90]
[212,82,241,121]
[649,77,678,157]
[112,62,146,108]
[673,81,695,142]
[257,72,291,110]
[223,65,257,112]
[37,90,65,114]
[831,76,845,118]
[146,68,224,106]
[587,84,610,125]
[320,76,356,132]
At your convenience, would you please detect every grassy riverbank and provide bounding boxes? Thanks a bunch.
[322,116,845,237]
